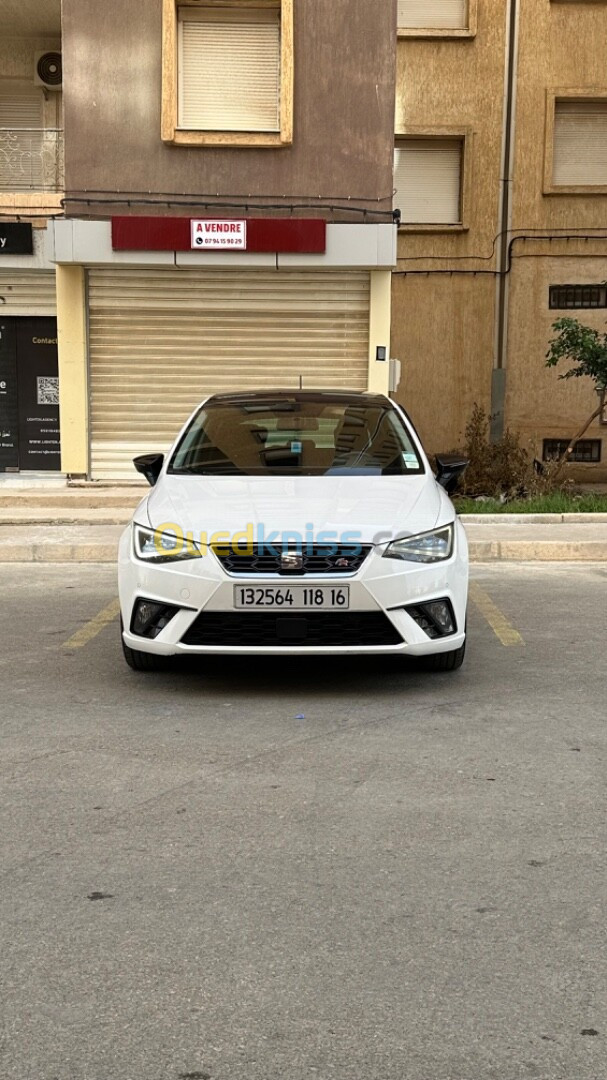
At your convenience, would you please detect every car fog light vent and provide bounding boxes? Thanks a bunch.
[132,599,179,639]
[407,607,439,639]
[405,599,456,639]
[424,601,455,635]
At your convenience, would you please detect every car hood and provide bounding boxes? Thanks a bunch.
[145,474,444,546]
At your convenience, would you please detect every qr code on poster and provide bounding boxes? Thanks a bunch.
[37,376,59,406]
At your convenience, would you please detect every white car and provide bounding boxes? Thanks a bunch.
[118,391,469,672]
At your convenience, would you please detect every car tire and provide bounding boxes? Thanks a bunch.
[419,636,466,672]
[121,619,169,672]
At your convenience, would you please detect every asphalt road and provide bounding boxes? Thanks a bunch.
[1,563,605,1080]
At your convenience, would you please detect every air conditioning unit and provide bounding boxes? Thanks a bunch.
[34,52,62,91]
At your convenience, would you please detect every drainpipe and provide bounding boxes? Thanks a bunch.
[491,0,520,442]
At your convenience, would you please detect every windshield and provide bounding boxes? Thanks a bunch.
[168,396,425,477]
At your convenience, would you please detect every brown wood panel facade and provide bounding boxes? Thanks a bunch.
[61,0,397,217]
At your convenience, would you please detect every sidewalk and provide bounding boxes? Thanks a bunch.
[1,489,607,562]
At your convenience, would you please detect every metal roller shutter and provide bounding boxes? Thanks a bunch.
[179,8,280,132]
[0,84,45,190]
[0,271,56,315]
[88,268,371,479]
[553,101,607,186]
[394,139,462,224]
[397,0,467,30]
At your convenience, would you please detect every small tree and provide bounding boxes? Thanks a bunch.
[545,316,607,475]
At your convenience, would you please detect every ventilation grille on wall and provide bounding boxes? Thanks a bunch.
[34,52,62,91]
[549,284,607,310]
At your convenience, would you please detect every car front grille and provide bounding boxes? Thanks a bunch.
[212,544,372,576]
[181,611,402,648]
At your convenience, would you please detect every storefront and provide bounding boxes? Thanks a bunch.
[0,223,60,473]
[51,218,396,480]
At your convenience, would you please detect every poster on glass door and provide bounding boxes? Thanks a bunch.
[0,321,19,470]
[16,318,61,471]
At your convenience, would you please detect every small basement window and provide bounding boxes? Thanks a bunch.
[549,284,607,309]
[543,439,601,463]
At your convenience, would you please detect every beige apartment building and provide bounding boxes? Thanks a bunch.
[393,0,607,477]
[1,0,607,480]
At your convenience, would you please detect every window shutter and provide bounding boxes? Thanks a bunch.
[397,0,467,29]
[553,101,607,186]
[179,9,280,132]
[394,140,462,224]
[0,84,44,189]
[0,85,43,128]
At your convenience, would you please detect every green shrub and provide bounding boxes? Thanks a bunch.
[450,405,559,499]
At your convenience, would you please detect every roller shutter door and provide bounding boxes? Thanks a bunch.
[88,268,371,479]
[0,271,56,316]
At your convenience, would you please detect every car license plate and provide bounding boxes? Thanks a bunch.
[234,586,350,610]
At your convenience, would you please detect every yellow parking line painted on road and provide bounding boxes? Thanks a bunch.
[63,598,121,649]
[469,582,525,647]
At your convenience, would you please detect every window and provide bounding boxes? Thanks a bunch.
[549,97,607,189]
[394,138,464,227]
[397,0,476,37]
[549,284,607,309]
[543,439,601,463]
[162,0,293,147]
[0,85,44,190]
[169,396,424,477]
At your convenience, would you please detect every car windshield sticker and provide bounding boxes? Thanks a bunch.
[291,441,303,454]
[402,452,418,469]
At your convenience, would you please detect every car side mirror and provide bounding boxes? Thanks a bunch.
[435,455,468,495]
[134,453,164,486]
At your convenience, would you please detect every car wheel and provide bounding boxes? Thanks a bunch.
[419,636,466,672]
[121,619,169,672]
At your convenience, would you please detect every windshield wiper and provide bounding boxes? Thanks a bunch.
[171,462,244,475]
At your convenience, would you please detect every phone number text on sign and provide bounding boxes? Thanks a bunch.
[191,219,247,250]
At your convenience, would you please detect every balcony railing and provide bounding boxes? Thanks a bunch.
[0,128,64,192]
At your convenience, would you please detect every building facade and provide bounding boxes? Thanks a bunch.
[393,0,607,477]
[54,0,398,479]
[1,0,607,480]
[0,0,62,473]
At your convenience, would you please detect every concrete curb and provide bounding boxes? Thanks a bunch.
[0,544,119,563]
[468,540,607,562]
[0,494,144,510]
[0,515,130,526]
[1,540,607,563]
[460,513,607,524]
[3,512,607,529]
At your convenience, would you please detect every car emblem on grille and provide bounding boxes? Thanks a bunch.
[281,551,303,570]
[335,558,351,568]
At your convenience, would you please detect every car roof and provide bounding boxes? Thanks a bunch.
[205,390,393,408]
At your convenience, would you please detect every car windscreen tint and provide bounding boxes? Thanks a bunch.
[169,400,425,476]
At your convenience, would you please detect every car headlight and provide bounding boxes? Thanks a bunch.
[133,524,203,564]
[383,523,454,564]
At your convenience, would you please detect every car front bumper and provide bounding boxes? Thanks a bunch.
[118,521,469,657]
